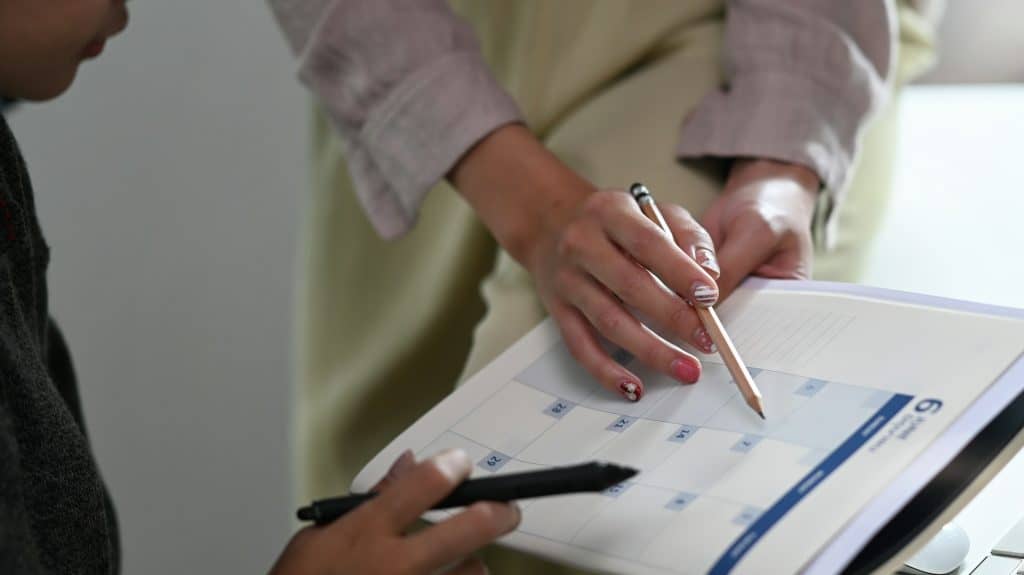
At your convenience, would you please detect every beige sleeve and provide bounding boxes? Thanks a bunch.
[268,0,522,238]
[676,0,896,248]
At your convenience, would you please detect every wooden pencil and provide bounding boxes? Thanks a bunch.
[629,183,766,419]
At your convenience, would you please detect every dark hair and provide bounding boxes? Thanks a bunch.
[1,98,16,113]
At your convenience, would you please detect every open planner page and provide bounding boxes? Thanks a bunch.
[353,280,1024,574]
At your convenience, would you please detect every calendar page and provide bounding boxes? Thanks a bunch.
[354,280,1024,574]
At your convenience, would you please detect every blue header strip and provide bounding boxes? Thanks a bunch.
[709,393,914,574]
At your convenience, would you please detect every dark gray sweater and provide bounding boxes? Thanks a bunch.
[0,114,119,573]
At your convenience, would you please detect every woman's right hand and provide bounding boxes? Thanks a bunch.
[451,125,721,402]
[270,450,519,575]
[526,189,721,401]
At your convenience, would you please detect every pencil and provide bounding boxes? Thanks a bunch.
[629,183,766,419]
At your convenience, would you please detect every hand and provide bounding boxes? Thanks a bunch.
[269,450,520,575]
[450,125,721,402]
[700,159,820,300]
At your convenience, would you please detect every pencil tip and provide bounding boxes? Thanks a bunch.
[757,410,766,420]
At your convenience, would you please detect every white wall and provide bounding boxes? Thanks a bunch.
[919,0,1024,84]
[7,1,306,573]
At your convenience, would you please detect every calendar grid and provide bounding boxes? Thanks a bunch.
[358,283,1024,575]
[416,354,905,574]
[422,426,782,567]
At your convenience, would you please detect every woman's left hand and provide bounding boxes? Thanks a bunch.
[699,159,820,300]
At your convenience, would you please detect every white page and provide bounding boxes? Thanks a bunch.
[353,280,1024,575]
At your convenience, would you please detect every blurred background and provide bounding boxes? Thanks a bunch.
[4,1,1023,573]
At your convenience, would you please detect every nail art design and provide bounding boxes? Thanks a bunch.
[691,282,718,307]
[619,381,641,402]
[695,248,720,276]
[695,327,716,354]
[671,358,702,384]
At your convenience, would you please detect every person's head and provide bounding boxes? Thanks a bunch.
[0,0,128,101]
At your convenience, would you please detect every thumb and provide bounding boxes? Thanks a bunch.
[715,220,780,300]
[754,252,811,280]
[753,232,813,280]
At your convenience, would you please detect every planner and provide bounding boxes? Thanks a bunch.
[353,280,1024,574]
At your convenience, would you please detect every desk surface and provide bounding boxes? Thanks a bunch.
[859,84,1024,572]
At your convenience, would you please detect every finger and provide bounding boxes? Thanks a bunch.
[754,253,810,280]
[754,231,814,280]
[715,218,780,299]
[559,269,703,385]
[597,192,720,308]
[661,203,720,279]
[371,449,416,493]
[443,556,489,575]
[572,233,711,353]
[547,298,646,401]
[345,449,471,534]
[699,205,724,247]
[405,502,520,573]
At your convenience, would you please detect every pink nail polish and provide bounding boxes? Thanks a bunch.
[691,282,718,308]
[696,248,720,276]
[671,358,701,384]
[618,381,642,402]
[694,327,716,354]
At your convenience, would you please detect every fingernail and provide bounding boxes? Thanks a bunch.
[487,501,522,534]
[385,449,416,480]
[434,448,471,479]
[507,502,523,528]
[695,248,720,277]
[691,281,718,308]
[694,327,716,354]
[671,358,701,384]
[618,380,642,402]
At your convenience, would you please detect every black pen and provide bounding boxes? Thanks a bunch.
[297,461,638,525]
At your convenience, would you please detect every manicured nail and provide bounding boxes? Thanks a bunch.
[691,281,718,308]
[385,449,416,480]
[694,327,716,354]
[671,358,701,384]
[695,248,720,277]
[618,381,642,402]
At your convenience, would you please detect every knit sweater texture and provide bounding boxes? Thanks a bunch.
[0,114,119,574]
